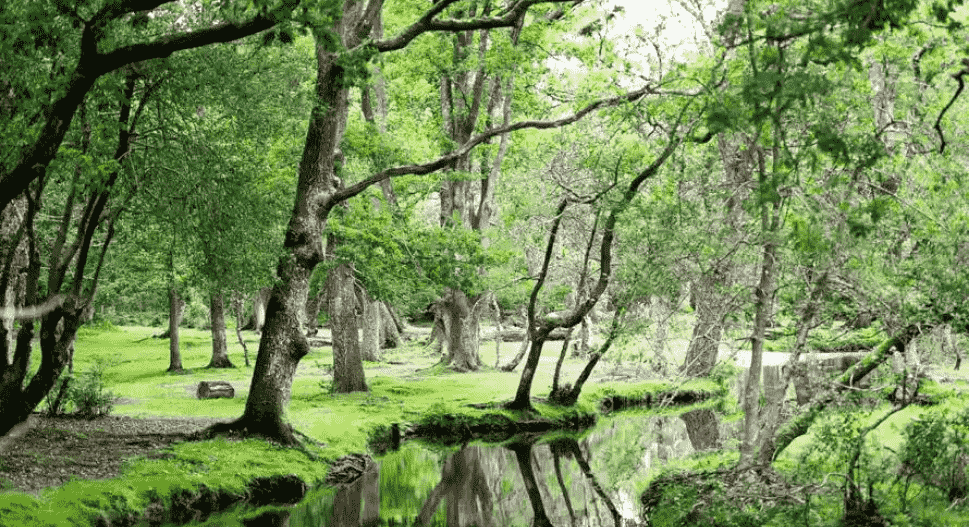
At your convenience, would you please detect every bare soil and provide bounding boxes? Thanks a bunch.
[0,415,226,494]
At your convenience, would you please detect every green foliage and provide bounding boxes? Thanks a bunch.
[68,362,117,419]
[324,199,509,314]
[898,406,969,504]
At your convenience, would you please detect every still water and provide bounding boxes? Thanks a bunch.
[262,408,737,527]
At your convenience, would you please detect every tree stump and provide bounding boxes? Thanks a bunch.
[197,381,235,399]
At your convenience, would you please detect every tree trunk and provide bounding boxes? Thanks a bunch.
[681,273,725,377]
[206,3,372,443]
[329,263,368,393]
[681,409,722,451]
[305,290,325,337]
[248,286,271,333]
[360,290,381,362]
[509,338,546,409]
[740,207,780,466]
[442,288,481,371]
[207,291,233,368]
[231,292,251,367]
[167,287,185,373]
[379,301,401,349]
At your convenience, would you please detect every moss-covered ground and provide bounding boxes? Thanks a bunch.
[0,324,723,526]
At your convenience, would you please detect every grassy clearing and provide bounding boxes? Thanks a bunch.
[2,324,722,526]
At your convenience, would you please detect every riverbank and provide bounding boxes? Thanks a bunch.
[0,325,724,526]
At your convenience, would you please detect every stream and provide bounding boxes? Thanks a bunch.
[252,408,740,527]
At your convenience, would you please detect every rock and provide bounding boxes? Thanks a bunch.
[197,381,234,399]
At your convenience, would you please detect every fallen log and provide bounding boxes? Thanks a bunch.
[770,324,926,461]
[483,327,571,342]
[197,381,235,399]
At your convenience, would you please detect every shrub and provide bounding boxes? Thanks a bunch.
[68,362,117,419]
[898,406,969,507]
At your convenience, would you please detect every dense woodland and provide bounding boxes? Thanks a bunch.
[3,0,969,524]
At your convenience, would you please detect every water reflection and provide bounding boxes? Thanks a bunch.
[286,409,735,526]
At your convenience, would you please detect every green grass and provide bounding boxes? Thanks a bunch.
[5,324,713,526]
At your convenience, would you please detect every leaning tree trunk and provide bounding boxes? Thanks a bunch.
[167,287,185,373]
[207,291,233,368]
[206,2,371,443]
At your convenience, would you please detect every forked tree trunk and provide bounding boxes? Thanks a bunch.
[167,287,185,373]
[329,263,368,393]
[208,291,233,368]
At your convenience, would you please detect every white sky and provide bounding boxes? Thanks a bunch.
[606,0,726,76]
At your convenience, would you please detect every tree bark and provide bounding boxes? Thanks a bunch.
[442,288,482,371]
[246,286,271,332]
[681,269,727,377]
[379,301,401,349]
[207,291,233,368]
[304,290,325,337]
[329,263,368,393]
[681,409,722,451]
[360,290,381,362]
[167,287,185,373]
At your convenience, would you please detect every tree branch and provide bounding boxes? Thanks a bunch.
[0,0,296,214]
[325,84,659,214]
[373,0,578,52]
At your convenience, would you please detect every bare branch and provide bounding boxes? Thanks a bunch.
[374,0,578,52]
[326,84,660,214]
[0,296,64,321]
[935,59,969,154]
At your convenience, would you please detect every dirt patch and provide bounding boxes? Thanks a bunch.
[0,415,227,494]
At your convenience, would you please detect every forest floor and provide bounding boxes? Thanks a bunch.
[0,416,225,494]
[0,325,697,496]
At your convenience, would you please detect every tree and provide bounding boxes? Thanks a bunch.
[0,0,316,437]
[507,114,690,410]
[206,0,667,444]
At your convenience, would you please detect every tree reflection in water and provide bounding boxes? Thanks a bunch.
[284,410,731,526]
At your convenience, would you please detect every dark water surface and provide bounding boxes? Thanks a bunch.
[262,408,737,527]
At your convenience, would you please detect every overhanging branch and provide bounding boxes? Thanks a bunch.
[326,84,659,213]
